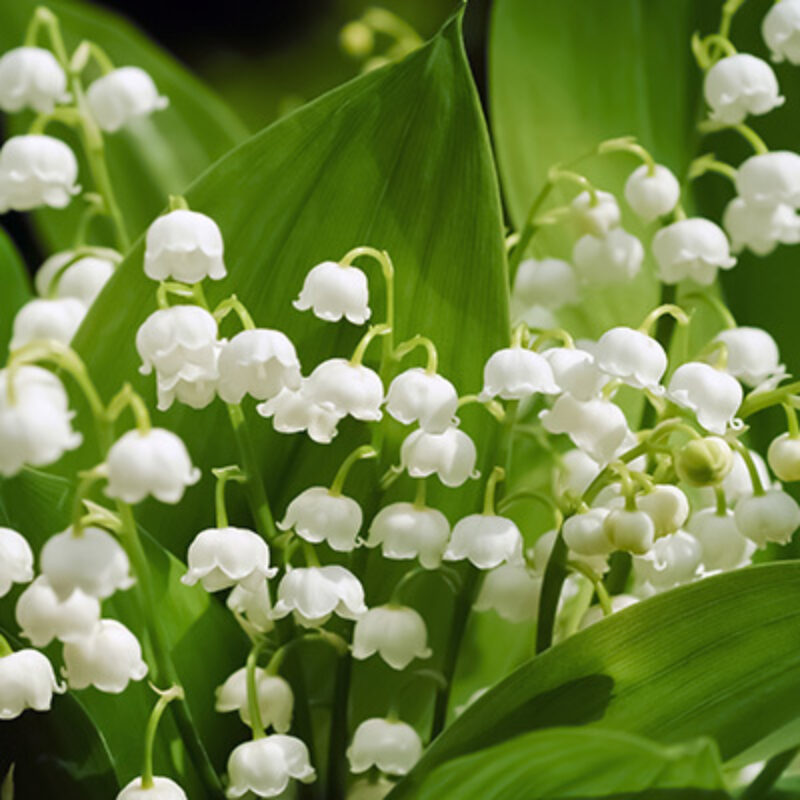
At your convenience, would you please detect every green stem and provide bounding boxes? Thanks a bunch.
[330,445,378,496]
[741,746,799,800]
[246,640,267,739]
[732,440,765,496]
[393,335,438,374]
[497,488,563,528]
[141,686,184,788]
[482,466,505,515]
[212,466,247,529]
[350,324,391,366]
[640,283,676,429]
[0,635,12,658]
[733,123,769,155]
[741,381,800,418]
[715,487,728,516]
[535,532,569,653]
[597,136,656,174]
[214,295,256,330]
[638,303,689,335]
[107,383,151,434]
[569,561,613,616]
[785,403,800,439]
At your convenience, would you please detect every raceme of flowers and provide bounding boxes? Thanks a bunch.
[2,3,800,800]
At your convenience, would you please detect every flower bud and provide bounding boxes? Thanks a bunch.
[636,485,690,536]
[226,735,315,798]
[347,718,422,776]
[479,347,559,400]
[763,0,800,64]
[278,487,362,552]
[543,347,607,401]
[572,228,643,284]
[182,527,277,592]
[0,527,33,597]
[736,151,800,209]
[674,436,734,487]
[624,164,680,222]
[686,508,754,572]
[768,433,800,482]
[562,508,613,556]
[634,530,701,590]
[63,619,148,693]
[400,427,478,487]
[444,514,524,569]
[0,47,68,113]
[15,577,100,647]
[723,197,800,256]
[704,53,783,124]
[35,250,119,306]
[117,776,187,800]
[352,605,431,670]
[272,566,366,627]
[0,648,64,719]
[0,134,79,212]
[735,489,800,547]
[595,326,667,390]
[603,509,654,555]
[366,502,450,569]
[40,527,133,600]
[216,667,293,731]
[306,358,383,421]
[668,362,742,434]
[570,190,620,236]
[340,21,374,57]
[144,209,226,283]
[473,563,541,622]
[512,257,578,310]
[104,428,201,504]
[385,368,458,433]
[293,261,370,324]
[9,297,86,351]
[652,218,736,286]
[86,66,168,132]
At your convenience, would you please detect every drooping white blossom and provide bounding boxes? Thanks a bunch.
[603,508,655,555]
[652,218,736,286]
[144,209,226,283]
[9,297,86,351]
[117,776,187,800]
[624,164,681,222]
[734,489,800,547]
[634,530,701,590]
[570,190,621,236]
[306,358,383,421]
[227,581,274,634]
[257,383,342,444]
[543,347,607,401]
[35,250,119,305]
[479,347,559,400]
[686,508,755,572]
[704,53,783,124]
[104,428,201,504]
[385,368,458,433]
[0,47,68,113]
[294,261,370,324]
[667,362,743,434]
[594,326,667,390]
[366,502,450,569]
[768,434,800,482]
[562,508,613,556]
[443,514,524,569]
[278,487,362,552]
[763,0,800,63]
[736,151,800,208]
[636,485,690,536]
[352,605,431,670]
[712,327,784,388]
[0,648,64,719]
[0,527,33,597]
[512,257,578,310]
[399,427,478,487]
[63,619,148,693]
[226,735,316,799]
[347,718,422,776]
[557,448,602,497]
[86,66,168,132]
[473,563,541,623]
[571,228,644,284]
[723,197,800,256]
[272,566,367,627]
[215,667,293,731]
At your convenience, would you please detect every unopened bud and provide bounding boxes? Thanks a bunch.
[674,436,734,487]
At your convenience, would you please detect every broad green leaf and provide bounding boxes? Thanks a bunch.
[388,562,800,798]
[0,0,248,252]
[0,227,31,359]
[414,728,728,800]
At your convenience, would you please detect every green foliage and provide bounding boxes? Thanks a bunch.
[0,229,31,359]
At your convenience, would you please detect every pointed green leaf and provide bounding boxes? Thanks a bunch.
[0,227,31,359]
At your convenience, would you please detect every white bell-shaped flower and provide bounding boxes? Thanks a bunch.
[215,667,293,731]
[117,776,187,800]
[624,164,680,222]
[540,394,630,464]
[278,487,362,552]
[15,577,100,647]
[571,228,644,284]
[473,563,541,622]
[580,594,640,629]
[86,66,168,132]
[0,47,68,113]
[443,514,523,569]
[0,365,82,476]
[634,530,702,590]
[63,619,148,692]
[144,209,226,283]
[479,347,559,400]
[636,485,690,536]
[352,605,431,669]
[713,327,784,388]
[293,261,370,324]
[385,368,458,433]
[734,489,800,547]
[723,197,800,256]
[0,648,64,719]
[257,383,342,443]
[40,526,133,600]
[603,509,655,555]
[182,527,276,592]
[594,326,667,390]
[306,358,383,421]
[686,508,754,572]
[272,566,367,627]
[9,297,86,351]
[543,347,607,401]
[136,305,220,411]
[652,218,736,286]
[763,0,800,63]
[0,134,79,212]
[0,527,33,597]
[226,734,315,798]
[557,449,602,497]
[562,508,613,556]
[36,250,119,305]
[570,190,621,236]
[227,581,274,634]
[104,428,201,504]
[399,427,478,487]
[667,362,742,434]
[736,151,800,208]
[347,718,422,776]
[511,257,578,310]
[217,329,301,404]
[704,53,783,124]
[367,502,450,569]
[768,434,800,482]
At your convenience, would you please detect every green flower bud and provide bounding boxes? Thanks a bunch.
[674,436,734,487]
[340,22,374,58]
